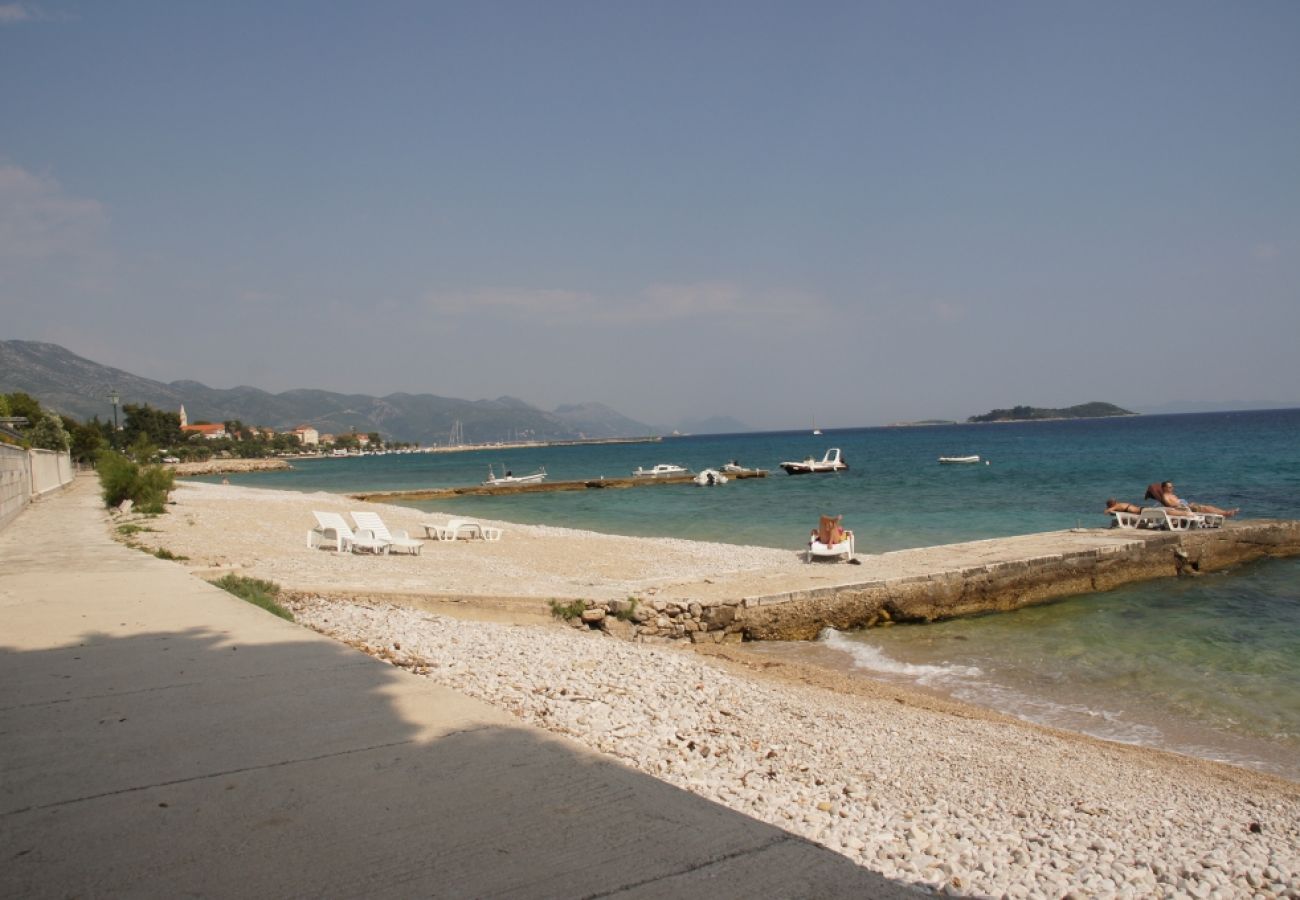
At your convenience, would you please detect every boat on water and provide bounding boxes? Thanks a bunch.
[632,463,689,478]
[483,465,548,486]
[693,468,728,486]
[780,447,848,475]
[938,455,982,465]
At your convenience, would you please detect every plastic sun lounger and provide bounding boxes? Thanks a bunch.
[309,511,391,554]
[1137,507,1203,531]
[1108,510,1144,529]
[420,518,503,542]
[350,511,423,555]
[807,532,855,562]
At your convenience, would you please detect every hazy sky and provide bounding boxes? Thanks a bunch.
[3,1,1297,429]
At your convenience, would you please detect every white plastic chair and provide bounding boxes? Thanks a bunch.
[351,511,423,555]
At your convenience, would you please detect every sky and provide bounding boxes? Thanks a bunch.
[2,1,1298,430]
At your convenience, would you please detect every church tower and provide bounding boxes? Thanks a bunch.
[179,405,188,428]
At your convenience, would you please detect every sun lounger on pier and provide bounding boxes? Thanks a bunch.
[1108,509,1145,529]
[1137,507,1202,531]
[351,511,423,555]
[807,514,855,562]
[309,511,391,554]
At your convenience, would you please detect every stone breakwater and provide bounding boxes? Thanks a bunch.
[168,458,292,476]
[655,522,1300,642]
[290,598,1300,899]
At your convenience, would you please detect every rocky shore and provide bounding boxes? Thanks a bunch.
[290,598,1299,898]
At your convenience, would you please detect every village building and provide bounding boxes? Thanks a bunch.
[293,425,319,447]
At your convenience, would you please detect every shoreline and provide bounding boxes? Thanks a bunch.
[127,480,1300,895]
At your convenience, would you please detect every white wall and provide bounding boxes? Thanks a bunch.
[0,445,75,532]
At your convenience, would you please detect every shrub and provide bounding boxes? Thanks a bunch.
[97,450,175,513]
[548,599,587,621]
[211,574,293,621]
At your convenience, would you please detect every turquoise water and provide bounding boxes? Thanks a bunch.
[204,409,1300,779]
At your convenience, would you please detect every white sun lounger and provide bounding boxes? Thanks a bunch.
[1137,507,1202,531]
[420,518,503,542]
[309,511,391,554]
[1108,509,1145,529]
[351,511,423,555]
[807,532,855,562]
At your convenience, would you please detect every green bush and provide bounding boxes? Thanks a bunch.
[548,599,587,621]
[97,450,175,513]
[211,574,293,621]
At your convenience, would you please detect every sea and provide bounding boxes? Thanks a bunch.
[197,409,1300,781]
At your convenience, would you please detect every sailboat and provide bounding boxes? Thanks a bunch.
[812,416,822,436]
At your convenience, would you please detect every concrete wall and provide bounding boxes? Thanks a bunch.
[0,445,28,532]
[0,445,75,532]
[30,449,73,496]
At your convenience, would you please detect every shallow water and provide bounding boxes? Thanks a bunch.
[203,408,1300,779]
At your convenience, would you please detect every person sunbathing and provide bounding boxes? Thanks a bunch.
[1144,481,1238,518]
[1105,499,1142,514]
[813,514,851,546]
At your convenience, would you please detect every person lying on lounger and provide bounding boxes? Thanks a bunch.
[1105,499,1142,514]
[1144,482,1238,518]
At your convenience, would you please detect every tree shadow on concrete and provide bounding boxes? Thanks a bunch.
[0,626,922,898]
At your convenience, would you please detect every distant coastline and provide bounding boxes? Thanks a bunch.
[967,402,1136,424]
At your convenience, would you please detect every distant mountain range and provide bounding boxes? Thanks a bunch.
[0,340,659,445]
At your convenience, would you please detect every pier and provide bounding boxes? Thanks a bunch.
[352,469,768,502]
[570,520,1300,643]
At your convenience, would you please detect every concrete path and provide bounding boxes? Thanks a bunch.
[0,478,917,898]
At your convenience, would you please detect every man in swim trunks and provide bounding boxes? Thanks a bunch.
[1145,481,1238,518]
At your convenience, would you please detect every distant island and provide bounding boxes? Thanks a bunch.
[885,419,959,428]
[968,402,1136,423]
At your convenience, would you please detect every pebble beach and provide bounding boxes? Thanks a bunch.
[137,481,1300,898]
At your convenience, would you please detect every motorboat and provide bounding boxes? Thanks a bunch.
[632,463,689,478]
[938,455,981,465]
[693,468,728,486]
[780,448,847,475]
[721,459,752,474]
[483,465,547,486]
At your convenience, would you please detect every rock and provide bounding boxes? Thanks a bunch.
[581,608,606,623]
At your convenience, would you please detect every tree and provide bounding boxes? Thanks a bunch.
[65,416,106,464]
[26,412,71,451]
[1,392,42,423]
[123,404,183,449]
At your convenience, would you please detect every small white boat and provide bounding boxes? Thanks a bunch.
[632,463,689,478]
[721,459,751,474]
[938,455,981,465]
[693,468,729,486]
[780,448,848,475]
[483,465,547,486]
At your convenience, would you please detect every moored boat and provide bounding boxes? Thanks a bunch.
[693,468,728,486]
[780,448,847,475]
[632,463,689,478]
[483,465,548,486]
[938,455,981,465]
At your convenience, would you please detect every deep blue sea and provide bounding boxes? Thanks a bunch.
[200,409,1300,780]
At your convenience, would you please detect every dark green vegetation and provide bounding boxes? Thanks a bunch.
[210,574,294,621]
[548,599,587,620]
[968,402,1135,423]
[97,450,175,513]
[1,340,656,445]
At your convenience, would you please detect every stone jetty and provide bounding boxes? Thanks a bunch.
[576,520,1300,642]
